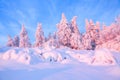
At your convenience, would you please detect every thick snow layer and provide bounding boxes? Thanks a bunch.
[0,63,120,80]
[0,47,120,80]
[0,47,120,65]
[91,49,116,65]
[0,49,30,64]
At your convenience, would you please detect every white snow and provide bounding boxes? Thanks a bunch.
[0,47,120,80]
[91,49,116,65]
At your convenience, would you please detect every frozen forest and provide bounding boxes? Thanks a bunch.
[1,14,120,80]
[6,13,120,51]
[1,0,120,79]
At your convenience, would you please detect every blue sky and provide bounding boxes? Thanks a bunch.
[0,0,120,45]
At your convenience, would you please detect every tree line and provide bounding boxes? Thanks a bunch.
[7,13,120,51]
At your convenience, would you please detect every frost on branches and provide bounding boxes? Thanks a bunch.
[34,23,45,47]
[19,25,31,48]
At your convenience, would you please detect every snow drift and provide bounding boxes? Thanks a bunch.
[0,47,120,65]
[91,49,116,65]
[0,47,120,80]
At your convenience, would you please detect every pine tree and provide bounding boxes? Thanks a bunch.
[82,33,92,50]
[13,35,19,47]
[85,19,90,33]
[96,16,120,51]
[83,19,97,50]
[48,32,59,48]
[19,24,31,48]
[70,16,83,49]
[7,35,14,47]
[56,13,72,47]
[34,23,44,47]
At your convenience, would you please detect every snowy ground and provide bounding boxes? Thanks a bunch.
[0,47,120,80]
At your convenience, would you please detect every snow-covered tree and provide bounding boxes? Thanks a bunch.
[90,21,100,47]
[48,32,59,48]
[85,19,90,33]
[34,23,45,47]
[4,14,120,51]
[56,14,84,49]
[19,24,31,48]
[82,33,92,50]
[70,33,83,49]
[83,19,100,50]
[96,16,120,51]
[13,35,19,47]
[56,13,72,47]
[71,16,80,34]
[70,16,83,49]
[7,35,14,47]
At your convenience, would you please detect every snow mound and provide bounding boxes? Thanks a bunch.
[0,49,30,64]
[91,49,116,65]
[0,47,120,65]
[66,50,93,63]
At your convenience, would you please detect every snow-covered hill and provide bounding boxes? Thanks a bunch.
[0,47,120,65]
[0,47,120,80]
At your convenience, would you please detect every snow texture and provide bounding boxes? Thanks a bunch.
[0,47,120,80]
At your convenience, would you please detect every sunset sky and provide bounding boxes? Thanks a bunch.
[0,0,120,45]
